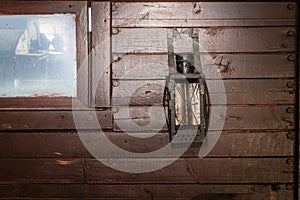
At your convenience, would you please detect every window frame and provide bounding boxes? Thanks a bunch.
[0,1,113,131]
[0,1,89,110]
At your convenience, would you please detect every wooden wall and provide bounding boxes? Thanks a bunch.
[0,1,298,199]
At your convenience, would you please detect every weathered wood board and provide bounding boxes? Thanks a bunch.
[0,1,297,199]
[0,183,293,199]
[85,158,293,183]
[113,2,296,27]
[0,158,292,184]
[112,54,296,80]
[0,131,293,158]
[112,79,295,105]
[91,2,111,107]
[0,110,112,130]
[112,28,296,53]
[113,105,294,131]
[0,159,84,183]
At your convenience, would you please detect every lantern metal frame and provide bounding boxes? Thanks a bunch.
[164,28,210,143]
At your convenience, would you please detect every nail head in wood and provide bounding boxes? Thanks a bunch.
[286,158,294,165]
[286,184,294,190]
[112,55,121,62]
[287,131,295,140]
[287,3,295,10]
[107,158,114,165]
[287,54,295,62]
[112,80,120,87]
[286,81,295,88]
[111,4,116,11]
[112,28,119,35]
[289,90,294,94]
[287,30,295,37]
[286,107,294,113]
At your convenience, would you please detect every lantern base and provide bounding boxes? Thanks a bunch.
[171,125,205,144]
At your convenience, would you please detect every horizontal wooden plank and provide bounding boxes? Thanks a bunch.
[0,132,89,158]
[0,1,86,14]
[113,105,294,131]
[0,183,140,199]
[112,79,295,106]
[0,98,96,110]
[112,80,165,106]
[112,54,169,79]
[0,157,292,184]
[113,2,296,19]
[0,159,83,183]
[205,131,294,157]
[0,183,293,199]
[114,19,296,28]
[0,110,112,131]
[0,97,74,110]
[112,27,296,53]
[112,54,295,79]
[0,131,293,158]
[142,184,293,200]
[112,28,167,53]
[205,79,295,105]
[113,2,296,28]
[86,158,293,183]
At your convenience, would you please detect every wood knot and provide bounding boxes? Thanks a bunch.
[193,2,201,14]
[217,65,227,73]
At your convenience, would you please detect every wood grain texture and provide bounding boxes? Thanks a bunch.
[141,184,293,200]
[0,97,74,110]
[112,54,295,80]
[112,27,296,53]
[91,2,111,107]
[113,106,294,131]
[0,131,293,158]
[0,1,86,14]
[0,2,297,199]
[113,2,296,19]
[0,159,83,183]
[85,158,293,183]
[0,158,288,185]
[76,1,89,106]
[0,183,293,199]
[113,2,296,27]
[0,98,106,110]
[114,19,296,28]
[112,54,169,79]
[112,79,295,106]
[0,132,90,158]
[0,110,112,130]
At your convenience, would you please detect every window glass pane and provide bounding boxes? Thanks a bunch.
[0,14,76,97]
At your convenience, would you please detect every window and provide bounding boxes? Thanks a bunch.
[0,1,112,131]
[0,14,77,97]
[0,1,89,109]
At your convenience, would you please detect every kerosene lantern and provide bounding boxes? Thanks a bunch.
[165,28,209,143]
